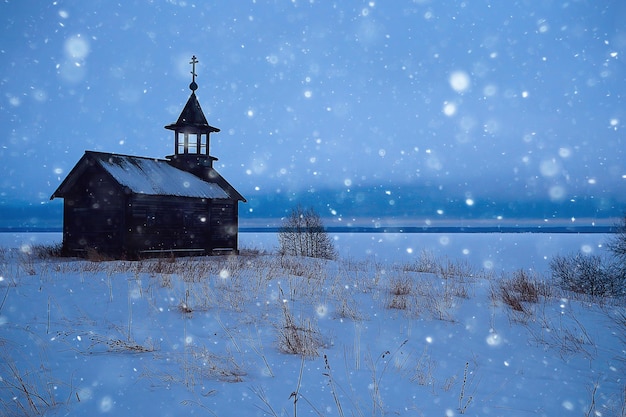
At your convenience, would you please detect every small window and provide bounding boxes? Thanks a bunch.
[187,134,198,154]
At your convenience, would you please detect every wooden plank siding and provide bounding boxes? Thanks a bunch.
[125,195,238,253]
[58,165,239,256]
[52,152,244,258]
[61,167,127,254]
[63,194,238,256]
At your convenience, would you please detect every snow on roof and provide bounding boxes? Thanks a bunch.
[95,153,230,199]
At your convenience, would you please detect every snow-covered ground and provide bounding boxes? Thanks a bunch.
[0,231,608,273]
[0,233,624,416]
[242,231,610,273]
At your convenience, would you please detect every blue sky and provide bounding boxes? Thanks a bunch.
[1,1,625,221]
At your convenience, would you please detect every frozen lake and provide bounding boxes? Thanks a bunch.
[0,231,611,274]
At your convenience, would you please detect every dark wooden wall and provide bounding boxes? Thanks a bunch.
[61,168,126,254]
[61,174,239,256]
[126,195,238,254]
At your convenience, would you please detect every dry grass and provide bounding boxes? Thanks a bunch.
[186,346,247,383]
[89,334,157,353]
[387,275,414,311]
[404,250,477,280]
[0,346,60,417]
[4,241,622,416]
[276,288,325,357]
[334,296,366,321]
[410,346,437,387]
[497,269,548,320]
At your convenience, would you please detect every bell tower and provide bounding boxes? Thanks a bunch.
[165,55,221,175]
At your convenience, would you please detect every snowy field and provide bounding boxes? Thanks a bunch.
[1,232,624,416]
[241,231,610,273]
[1,231,610,273]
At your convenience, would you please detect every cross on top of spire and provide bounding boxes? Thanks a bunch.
[189,55,199,91]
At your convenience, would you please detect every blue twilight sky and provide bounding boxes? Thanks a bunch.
[1,1,625,220]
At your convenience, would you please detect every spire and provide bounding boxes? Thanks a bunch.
[189,55,198,92]
[165,55,219,134]
[165,55,220,163]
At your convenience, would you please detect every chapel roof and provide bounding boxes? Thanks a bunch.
[50,151,244,200]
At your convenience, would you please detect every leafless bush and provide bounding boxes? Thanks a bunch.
[428,295,456,322]
[438,258,476,280]
[387,294,410,311]
[447,279,471,299]
[389,276,413,296]
[497,270,546,321]
[499,283,524,311]
[501,269,543,304]
[278,205,337,260]
[550,253,622,297]
[334,296,365,321]
[385,275,413,310]
[606,215,626,264]
[150,256,177,275]
[405,250,439,273]
[213,272,248,312]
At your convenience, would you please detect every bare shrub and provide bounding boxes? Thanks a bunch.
[278,205,337,260]
[389,276,413,296]
[606,215,626,264]
[386,275,413,311]
[387,294,409,310]
[334,296,365,321]
[446,279,471,299]
[550,253,621,297]
[508,270,541,302]
[405,250,438,273]
[548,215,626,298]
[498,269,546,320]
[151,256,177,275]
[410,278,459,321]
[499,285,527,313]
[439,258,475,280]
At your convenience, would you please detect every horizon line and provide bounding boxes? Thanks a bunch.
[0,225,617,234]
